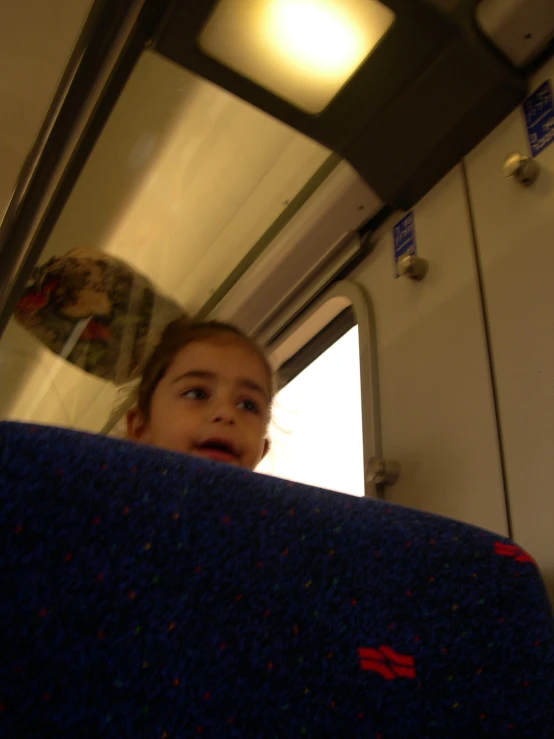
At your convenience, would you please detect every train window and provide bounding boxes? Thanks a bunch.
[257,316,364,496]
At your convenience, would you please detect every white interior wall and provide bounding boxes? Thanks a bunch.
[352,165,509,536]
[465,58,554,600]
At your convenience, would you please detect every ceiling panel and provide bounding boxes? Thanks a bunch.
[39,51,331,310]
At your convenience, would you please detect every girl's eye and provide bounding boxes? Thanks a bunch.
[238,398,261,415]
[181,388,208,400]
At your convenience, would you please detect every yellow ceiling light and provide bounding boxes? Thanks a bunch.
[199,0,395,114]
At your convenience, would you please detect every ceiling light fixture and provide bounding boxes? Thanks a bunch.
[199,0,395,113]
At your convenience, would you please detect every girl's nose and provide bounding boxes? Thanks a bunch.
[211,401,236,425]
[212,413,235,425]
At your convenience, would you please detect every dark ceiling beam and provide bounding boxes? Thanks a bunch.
[154,0,527,209]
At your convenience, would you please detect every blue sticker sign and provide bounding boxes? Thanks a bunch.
[523,80,554,158]
[392,211,416,278]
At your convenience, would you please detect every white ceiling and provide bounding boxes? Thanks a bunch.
[0,0,93,221]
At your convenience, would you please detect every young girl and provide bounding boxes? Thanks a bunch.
[126,316,274,470]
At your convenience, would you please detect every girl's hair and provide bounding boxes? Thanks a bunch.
[135,316,275,420]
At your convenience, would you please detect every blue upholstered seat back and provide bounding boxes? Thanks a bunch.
[1,422,553,737]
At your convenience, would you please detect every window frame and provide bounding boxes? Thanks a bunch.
[264,279,383,497]
[277,306,356,388]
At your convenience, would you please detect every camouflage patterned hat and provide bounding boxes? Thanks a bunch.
[15,248,184,385]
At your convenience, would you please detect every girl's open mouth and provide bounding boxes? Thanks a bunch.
[195,438,240,463]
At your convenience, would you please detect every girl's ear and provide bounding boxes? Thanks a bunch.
[126,408,150,443]
[261,437,270,460]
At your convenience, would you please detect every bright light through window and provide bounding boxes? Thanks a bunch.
[199,0,395,113]
[256,326,365,496]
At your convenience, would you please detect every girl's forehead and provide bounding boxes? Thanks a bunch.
[169,339,271,391]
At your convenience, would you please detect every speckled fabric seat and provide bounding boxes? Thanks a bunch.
[1,422,553,737]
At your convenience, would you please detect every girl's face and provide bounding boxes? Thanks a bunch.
[127,338,271,470]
